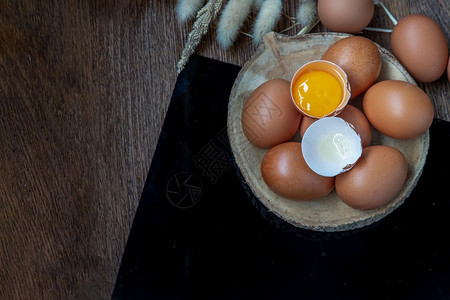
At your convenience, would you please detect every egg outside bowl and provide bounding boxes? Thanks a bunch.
[290,60,351,118]
[227,32,429,232]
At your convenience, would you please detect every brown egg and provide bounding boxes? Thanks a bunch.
[391,14,448,82]
[337,104,373,147]
[299,104,372,147]
[335,145,408,210]
[261,142,335,201]
[318,0,374,34]
[241,79,302,149]
[299,116,316,137]
[322,36,381,99]
[363,80,434,140]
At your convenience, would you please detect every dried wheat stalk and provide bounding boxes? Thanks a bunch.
[176,0,207,23]
[252,0,283,46]
[216,0,253,49]
[177,0,223,74]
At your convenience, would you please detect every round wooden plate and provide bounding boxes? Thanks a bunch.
[227,32,429,232]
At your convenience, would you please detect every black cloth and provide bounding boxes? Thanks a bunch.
[112,54,450,299]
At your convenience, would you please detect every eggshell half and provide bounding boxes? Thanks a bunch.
[300,104,372,147]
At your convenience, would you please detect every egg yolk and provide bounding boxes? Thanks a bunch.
[292,70,342,117]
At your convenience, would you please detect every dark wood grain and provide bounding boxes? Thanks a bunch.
[0,0,448,298]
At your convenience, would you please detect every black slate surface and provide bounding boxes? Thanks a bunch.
[112,54,450,300]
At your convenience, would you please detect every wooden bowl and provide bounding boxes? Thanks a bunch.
[227,32,429,232]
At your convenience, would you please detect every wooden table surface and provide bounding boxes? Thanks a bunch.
[1,0,448,298]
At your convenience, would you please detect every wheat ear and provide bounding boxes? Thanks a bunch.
[252,0,265,11]
[216,0,253,49]
[252,0,282,46]
[176,0,207,23]
[177,0,224,73]
[297,0,317,27]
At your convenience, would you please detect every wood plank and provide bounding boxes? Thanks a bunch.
[0,0,448,298]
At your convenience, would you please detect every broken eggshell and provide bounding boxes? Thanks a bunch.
[301,117,362,177]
